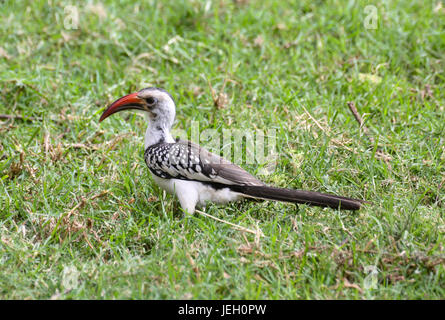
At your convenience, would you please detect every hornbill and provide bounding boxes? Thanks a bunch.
[99,87,366,214]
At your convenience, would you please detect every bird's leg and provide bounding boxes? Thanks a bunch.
[172,199,182,218]
[196,202,206,212]
[174,182,199,217]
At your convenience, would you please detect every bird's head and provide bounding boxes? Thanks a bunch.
[99,87,176,125]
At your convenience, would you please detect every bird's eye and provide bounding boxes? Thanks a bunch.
[146,97,156,105]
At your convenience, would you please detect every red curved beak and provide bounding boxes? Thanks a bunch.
[99,92,145,122]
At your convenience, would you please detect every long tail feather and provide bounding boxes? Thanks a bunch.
[232,185,365,210]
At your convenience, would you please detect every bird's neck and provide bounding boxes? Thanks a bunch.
[144,115,175,149]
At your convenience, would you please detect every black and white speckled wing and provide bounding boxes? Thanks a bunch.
[144,140,265,187]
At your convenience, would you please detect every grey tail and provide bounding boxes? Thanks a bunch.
[232,185,365,211]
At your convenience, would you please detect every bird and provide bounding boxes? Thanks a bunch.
[99,87,366,214]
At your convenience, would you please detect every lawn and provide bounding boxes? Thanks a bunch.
[0,0,444,299]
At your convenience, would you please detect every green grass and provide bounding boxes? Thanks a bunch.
[0,0,444,299]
